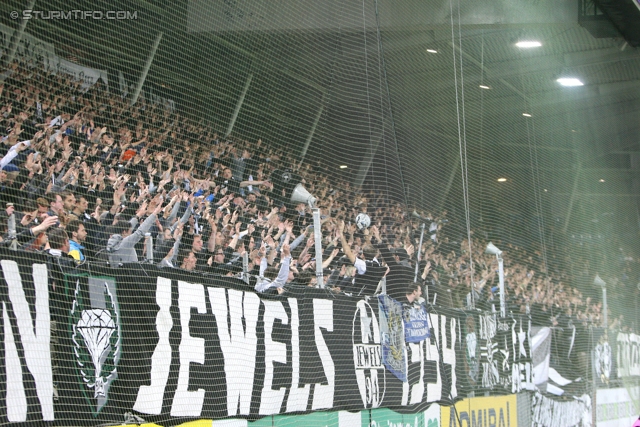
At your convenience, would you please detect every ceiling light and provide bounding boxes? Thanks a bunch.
[522,113,532,117]
[516,41,542,48]
[557,78,584,87]
[339,165,348,169]
[479,85,491,90]
[497,177,507,182]
[426,49,438,54]
[599,179,605,182]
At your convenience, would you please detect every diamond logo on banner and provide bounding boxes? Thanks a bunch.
[71,279,121,415]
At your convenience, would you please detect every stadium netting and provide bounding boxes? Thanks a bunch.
[0,0,639,425]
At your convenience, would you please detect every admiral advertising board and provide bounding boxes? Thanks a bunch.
[441,395,518,427]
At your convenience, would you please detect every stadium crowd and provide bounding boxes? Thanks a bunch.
[0,59,619,330]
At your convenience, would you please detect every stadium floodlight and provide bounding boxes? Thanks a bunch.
[593,274,607,329]
[486,242,506,316]
[557,77,584,87]
[516,41,542,48]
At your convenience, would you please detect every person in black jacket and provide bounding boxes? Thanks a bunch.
[370,225,415,302]
[46,227,78,276]
[337,220,388,296]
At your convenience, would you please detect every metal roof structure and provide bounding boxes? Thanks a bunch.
[2,0,640,246]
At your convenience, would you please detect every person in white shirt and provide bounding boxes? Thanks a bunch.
[255,243,291,294]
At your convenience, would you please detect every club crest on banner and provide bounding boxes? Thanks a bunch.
[378,295,407,383]
[352,299,386,408]
[71,277,121,415]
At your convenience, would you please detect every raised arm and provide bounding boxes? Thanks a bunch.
[337,220,356,264]
[207,220,218,253]
[297,234,314,265]
[273,244,292,287]
[227,222,242,250]
[322,248,340,269]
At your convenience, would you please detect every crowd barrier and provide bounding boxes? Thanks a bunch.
[0,249,638,426]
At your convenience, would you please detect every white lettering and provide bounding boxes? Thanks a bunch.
[1,261,53,421]
[311,299,334,410]
[425,314,441,402]
[402,342,424,405]
[3,302,27,421]
[442,315,457,399]
[285,298,310,412]
[133,277,173,414]
[170,281,206,417]
[260,300,288,415]
[210,288,259,416]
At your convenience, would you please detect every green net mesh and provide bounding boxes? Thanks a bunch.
[0,0,640,425]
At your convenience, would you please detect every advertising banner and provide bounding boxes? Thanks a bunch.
[440,395,518,427]
[596,386,640,427]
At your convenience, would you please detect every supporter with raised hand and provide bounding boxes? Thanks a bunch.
[0,58,623,330]
[337,219,387,296]
[11,214,59,248]
[369,224,414,301]
[322,247,341,269]
[106,201,163,265]
[255,242,291,294]
[297,231,315,265]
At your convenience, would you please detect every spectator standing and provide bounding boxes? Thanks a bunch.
[67,219,87,263]
[338,220,387,296]
[371,225,414,301]
[106,203,163,264]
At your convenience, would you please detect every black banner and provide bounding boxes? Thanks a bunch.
[455,311,534,395]
[3,250,576,425]
[1,251,468,425]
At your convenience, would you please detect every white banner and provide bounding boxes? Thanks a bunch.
[0,23,106,91]
[532,392,592,427]
[45,55,108,90]
[0,22,55,66]
[596,386,640,427]
[617,332,640,378]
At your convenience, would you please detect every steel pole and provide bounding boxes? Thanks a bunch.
[131,31,163,106]
[498,255,506,317]
[312,208,324,288]
[298,102,324,165]
[225,73,253,137]
[2,0,36,69]
[414,223,426,282]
